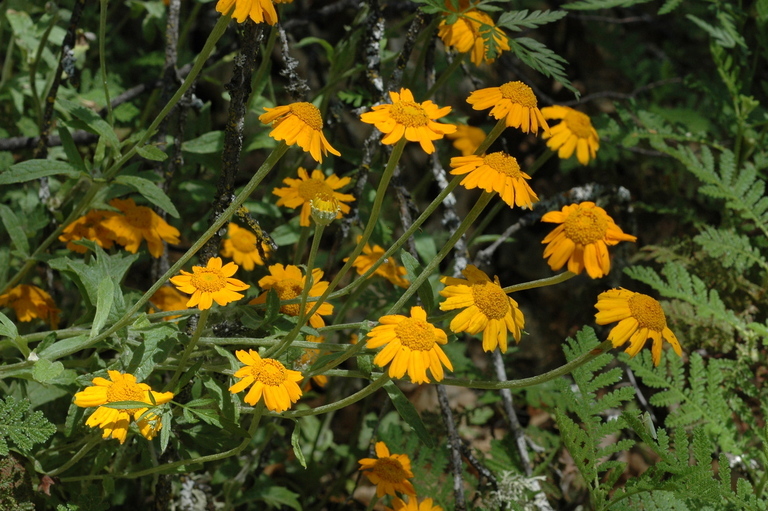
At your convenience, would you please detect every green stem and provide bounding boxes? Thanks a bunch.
[98,0,114,127]
[165,308,210,392]
[424,53,465,100]
[476,117,507,155]
[279,373,391,418]
[46,434,101,476]
[247,25,278,112]
[293,226,310,266]
[502,271,576,294]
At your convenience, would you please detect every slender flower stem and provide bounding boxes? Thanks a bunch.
[47,434,101,477]
[165,308,210,392]
[476,117,508,155]
[424,53,466,100]
[278,373,391,418]
[502,271,576,294]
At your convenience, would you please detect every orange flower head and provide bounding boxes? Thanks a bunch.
[59,210,118,253]
[259,102,340,163]
[100,198,180,258]
[215,0,278,25]
[272,168,354,227]
[467,81,549,135]
[170,257,250,310]
[449,151,538,209]
[249,264,333,328]
[358,441,417,497]
[229,349,303,412]
[0,284,60,329]
[541,105,600,165]
[220,223,270,271]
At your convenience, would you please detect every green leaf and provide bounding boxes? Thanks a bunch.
[57,124,86,171]
[291,420,308,468]
[0,159,83,185]
[0,396,56,455]
[253,486,302,511]
[136,144,168,162]
[114,175,180,218]
[0,312,19,339]
[296,37,335,65]
[497,10,567,32]
[400,251,435,314]
[564,0,653,10]
[383,381,435,447]
[57,98,121,149]
[0,204,29,256]
[101,400,155,410]
[181,131,225,154]
[90,278,114,339]
[32,359,65,383]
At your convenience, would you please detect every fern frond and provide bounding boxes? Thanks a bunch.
[496,10,567,31]
[658,0,684,15]
[507,37,579,96]
[0,397,56,456]
[694,226,768,273]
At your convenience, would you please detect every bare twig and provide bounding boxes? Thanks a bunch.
[388,11,428,91]
[436,384,467,511]
[277,24,309,102]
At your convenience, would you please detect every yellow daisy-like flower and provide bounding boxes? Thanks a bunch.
[259,102,340,163]
[467,81,549,135]
[387,497,444,511]
[228,349,303,412]
[541,202,637,279]
[446,124,486,156]
[438,6,510,65]
[149,286,189,321]
[249,264,334,328]
[215,0,277,25]
[73,371,173,444]
[0,284,60,329]
[360,88,457,154]
[272,168,355,227]
[220,223,270,271]
[297,335,328,388]
[170,257,250,310]
[541,106,600,165]
[343,236,409,288]
[439,265,524,353]
[358,441,417,498]
[100,198,180,258]
[366,306,453,384]
[449,152,538,209]
[595,288,682,366]
[58,210,118,253]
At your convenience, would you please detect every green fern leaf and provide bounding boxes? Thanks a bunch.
[0,397,56,455]
[694,226,768,273]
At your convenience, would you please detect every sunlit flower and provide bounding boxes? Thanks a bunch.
[439,265,524,353]
[220,223,270,271]
[259,102,340,163]
[297,335,328,388]
[360,88,457,154]
[446,124,486,156]
[595,289,682,366]
[249,264,333,328]
[358,441,416,497]
[343,236,409,288]
[100,198,180,258]
[149,286,189,321]
[73,371,173,444]
[541,202,637,279]
[215,0,277,25]
[0,284,60,329]
[272,168,354,227]
[366,306,452,384]
[58,210,118,253]
[386,497,444,511]
[438,5,509,65]
[541,106,600,165]
[467,81,549,135]
[309,193,341,226]
[449,151,538,209]
[228,349,303,412]
[170,257,249,310]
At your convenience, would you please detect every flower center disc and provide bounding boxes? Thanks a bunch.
[190,267,227,292]
[252,358,287,385]
[563,208,609,245]
[484,152,522,178]
[471,281,509,320]
[389,101,429,127]
[395,318,436,351]
[125,207,153,229]
[106,379,146,413]
[289,102,323,131]
[564,110,594,138]
[298,179,333,202]
[373,458,408,482]
[231,231,257,253]
[628,294,667,331]
[499,81,538,107]
[275,279,305,316]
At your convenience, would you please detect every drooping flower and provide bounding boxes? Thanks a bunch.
[58,210,118,253]
[541,202,637,279]
[360,88,457,154]
[0,284,60,329]
[449,151,538,209]
[228,349,303,412]
[438,5,510,65]
[215,0,277,25]
[439,265,524,353]
[541,106,600,165]
[149,286,189,321]
[467,81,549,135]
[446,124,486,156]
[386,497,444,511]
[272,168,354,227]
[170,257,250,310]
[366,306,453,384]
[594,289,682,366]
[297,335,328,388]
[220,223,270,271]
[100,198,180,258]
[344,236,409,288]
[358,441,417,497]
[259,102,340,163]
[249,264,333,328]
[73,371,173,444]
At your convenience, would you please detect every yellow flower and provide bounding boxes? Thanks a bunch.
[149,286,189,321]
[358,441,416,498]
[100,198,180,258]
[220,223,270,271]
[438,5,510,65]
[215,0,277,25]
[0,284,60,329]
[297,335,328,388]
[446,124,486,156]
[366,306,453,384]
[58,210,118,253]
[467,81,549,135]
[170,257,250,310]
[228,349,303,412]
[309,193,341,226]
[541,106,600,165]
[259,102,340,163]
[272,168,355,227]
[449,152,538,209]
[73,371,173,444]
[343,236,409,288]
[541,202,637,279]
[360,88,457,154]
[249,264,333,328]
[386,497,444,511]
[595,288,682,366]
[439,265,524,353]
